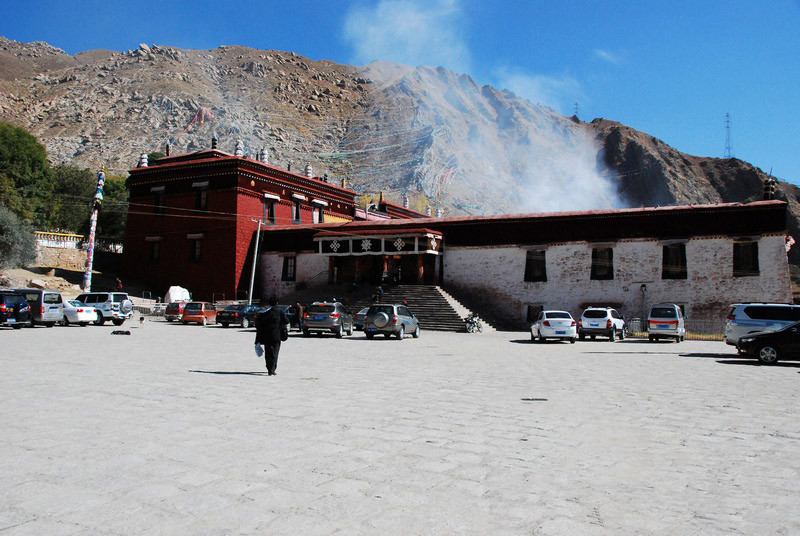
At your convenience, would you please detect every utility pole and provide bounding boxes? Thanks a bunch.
[247,218,264,305]
[724,113,733,158]
[82,166,106,291]
[573,102,579,117]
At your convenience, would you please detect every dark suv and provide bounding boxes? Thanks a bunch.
[0,291,32,329]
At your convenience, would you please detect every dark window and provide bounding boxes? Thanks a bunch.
[590,248,614,280]
[742,306,800,321]
[544,312,571,319]
[733,241,759,277]
[263,200,276,224]
[308,305,335,314]
[526,305,543,323]
[293,200,302,222]
[583,309,608,319]
[662,243,687,279]
[149,241,160,263]
[195,189,208,211]
[43,293,61,304]
[650,307,677,318]
[524,250,547,282]
[313,205,324,224]
[154,192,164,214]
[189,237,203,263]
[281,256,296,281]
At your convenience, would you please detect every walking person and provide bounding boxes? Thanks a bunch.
[255,296,290,376]
[294,302,304,332]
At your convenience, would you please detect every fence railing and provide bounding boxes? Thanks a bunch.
[34,231,123,253]
[626,317,724,341]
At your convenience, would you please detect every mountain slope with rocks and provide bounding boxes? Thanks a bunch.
[1,37,796,263]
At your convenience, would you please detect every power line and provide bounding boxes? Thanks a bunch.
[724,112,733,158]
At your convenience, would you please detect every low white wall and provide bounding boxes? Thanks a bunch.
[258,252,328,300]
[443,234,791,326]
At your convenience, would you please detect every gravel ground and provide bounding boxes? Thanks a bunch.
[1,320,798,535]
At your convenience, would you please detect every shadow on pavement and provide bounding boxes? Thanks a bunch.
[680,353,735,359]
[510,339,575,345]
[715,360,800,368]
[189,370,268,376]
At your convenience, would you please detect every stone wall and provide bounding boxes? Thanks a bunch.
[443,234,791,328]
[258,252,328,300]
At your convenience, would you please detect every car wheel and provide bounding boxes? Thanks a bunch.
[412,325,420,338]
[201,317,207,326]
[60,317,69,326]
[366,333,374,339]
[578,333,585,341]
[757,345,780,364]
[166,318,173,322]
[570,338,576,344]
[619,328,625,340]
[45,322,55,328]
[112,319,125,326]
[648,335,654,342]
[347,324,353,336]
[609,329,616,342]
[396,325,405,340]
[79,322,88,327]
[182,320,188,325]
[12,324,22,329]
[303,330,310,337]
[335,324,343,339]
[221,323,229,328]
[94,313,105,326]
[590,335,596,340]
[537,334,545,343]
[241,318,250,329]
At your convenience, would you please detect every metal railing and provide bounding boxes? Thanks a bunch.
[626,318,724,341]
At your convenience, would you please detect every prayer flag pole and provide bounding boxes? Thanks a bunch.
[82,166,106,291]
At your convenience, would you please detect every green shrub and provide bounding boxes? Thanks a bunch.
[0,203,36,268]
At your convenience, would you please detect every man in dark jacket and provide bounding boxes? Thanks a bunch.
[255,296,290,376]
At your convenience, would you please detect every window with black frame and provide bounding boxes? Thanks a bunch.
[263,200,276,224]
[292,200,302,222]
[281,256,296,281]
[149,241,160,263]
[733,241,759,277]
[590,247,614,280]
[153,191,164,214]
[662,243,687,279]
[189,237,203,263]
[195,188,208,211]
[524,249,547,282]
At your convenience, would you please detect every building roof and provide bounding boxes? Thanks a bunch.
[259,200,788,251]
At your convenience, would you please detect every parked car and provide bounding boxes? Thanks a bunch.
[578,307,626,341]
[531,310,577,343]
[269,305,299,330]
[724,303,800,346]
[647,303,686,342]
[164,301,188,322]
[363,303,420,340]
[181,301,217,325]
[13,288,64,327]
[736,321,800,364]
[303,302,354,338]
[353,307,370,331]
[61,299,97,326]
[75,292,134,326]
[0,290,31,329]
[217,303,263,328]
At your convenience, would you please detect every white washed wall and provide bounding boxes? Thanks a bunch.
[443,234,791,325]
[258,252,328,300]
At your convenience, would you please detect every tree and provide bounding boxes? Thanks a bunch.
[51,165,94,233]
[0,203,36,268]
[96,173,129,242]
[0,122,55,227]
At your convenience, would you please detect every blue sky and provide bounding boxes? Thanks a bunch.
[2,0,799,183]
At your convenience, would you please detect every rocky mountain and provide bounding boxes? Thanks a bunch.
[1,37,797,263]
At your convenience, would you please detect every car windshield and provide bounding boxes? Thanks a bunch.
[368,305,394,315]
[68,300,83,307]
[43,293,61,304]
[583,309,608,318]
[651,307,677,318]
[4,295,25,306]
[358,308,369,315]
[184,303,202,311]
[308,305,335,313]
[545,312,571,319]
[113,294,127,303]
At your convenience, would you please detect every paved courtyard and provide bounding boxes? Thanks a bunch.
[1,320,799,535]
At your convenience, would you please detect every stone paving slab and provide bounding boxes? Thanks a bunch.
[1,321,799,534]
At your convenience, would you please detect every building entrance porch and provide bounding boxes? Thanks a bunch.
[330,254,438,286]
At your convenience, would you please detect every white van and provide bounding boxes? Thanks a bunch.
[724,303,800,346]
[13,288,64,327]
[647,303,685,342]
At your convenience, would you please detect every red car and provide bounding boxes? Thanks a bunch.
[181,302,217,325]
[164,301,187,322]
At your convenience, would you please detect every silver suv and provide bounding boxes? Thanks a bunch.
[364,304,420,340]
[578,307,626,341]
[302,302,354,338]
[724,303,800,346]
[76,292,134,326]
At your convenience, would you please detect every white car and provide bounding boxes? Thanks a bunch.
[61,300,98,327]
[531,310,577,343]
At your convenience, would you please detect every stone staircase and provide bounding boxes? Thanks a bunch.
[277,284,494,333]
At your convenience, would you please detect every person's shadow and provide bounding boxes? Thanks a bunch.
[189,370,268,376]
